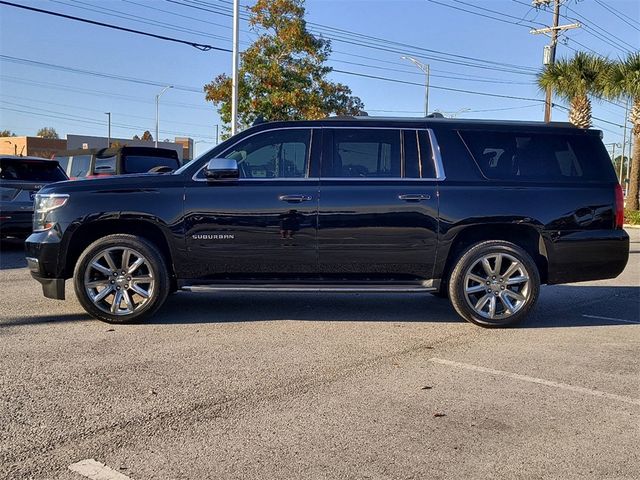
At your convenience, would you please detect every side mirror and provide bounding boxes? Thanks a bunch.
[204,158,239,180]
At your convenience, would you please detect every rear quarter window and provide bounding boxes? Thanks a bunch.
[459,130,616,182]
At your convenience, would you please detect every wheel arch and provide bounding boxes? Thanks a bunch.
[63,219,177,282]
[439,223,548,286]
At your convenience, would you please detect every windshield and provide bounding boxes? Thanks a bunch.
[0,158,67,182]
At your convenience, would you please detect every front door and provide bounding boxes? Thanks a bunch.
[183,128,320,282]
[318,128,440,281]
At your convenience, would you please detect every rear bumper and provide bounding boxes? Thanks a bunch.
[545,229,629,284]
[0,210,32,237]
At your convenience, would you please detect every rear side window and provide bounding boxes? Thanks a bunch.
[124,155,180,174]
[329,129,401,178]
[459,130,615,182]
[0,159,67,182]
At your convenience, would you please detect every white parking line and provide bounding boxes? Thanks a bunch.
[68,459,133,480]
[581,314,640,325]
[429,358,640,407]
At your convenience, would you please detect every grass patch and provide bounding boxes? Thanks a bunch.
[625,209,640,225]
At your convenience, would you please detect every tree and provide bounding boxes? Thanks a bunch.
[36,127,59,139]
[537,52,609,129]
[132,134,140,140]
[141,130,153,141]
[603,52,640,210]
[0,130,16,137]
[204,0,364,136]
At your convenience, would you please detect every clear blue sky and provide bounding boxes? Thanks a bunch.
[1,0,638,156]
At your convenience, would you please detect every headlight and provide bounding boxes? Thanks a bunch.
[33,193,69,232]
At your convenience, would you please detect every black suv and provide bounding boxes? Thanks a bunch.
[25,117,629,327]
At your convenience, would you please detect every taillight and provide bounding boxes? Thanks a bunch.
[614,183,624,229]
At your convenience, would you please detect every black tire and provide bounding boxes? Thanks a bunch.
[448,240,540,327]
[73,234,170,323]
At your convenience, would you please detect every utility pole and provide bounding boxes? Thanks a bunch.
[105,112,111,147]
[621,99,629,187]
[401,56,430,116]
[231,0,240,136]
[530,0,580,123]
[155,85,173,148]
[215,124,219,145]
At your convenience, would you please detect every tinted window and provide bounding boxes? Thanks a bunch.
[0,159,67,182]
[330,129,401,178]
[459,130,615,181]
[67,155,92,178]
[223,129,310,178]
[124,155,180,173]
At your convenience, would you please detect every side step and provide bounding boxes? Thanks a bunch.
[182,283,437,294]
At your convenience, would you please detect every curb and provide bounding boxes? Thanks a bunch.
[623,224,640,229]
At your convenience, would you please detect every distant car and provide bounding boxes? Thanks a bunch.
[55,146,181,179]
[0,156,68,239]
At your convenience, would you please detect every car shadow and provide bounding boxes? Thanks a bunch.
[1,285,637,329]
[147,284,639,328]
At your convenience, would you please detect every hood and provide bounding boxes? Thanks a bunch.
[38,172,182,195]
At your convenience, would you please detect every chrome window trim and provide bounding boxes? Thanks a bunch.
[191,125,446,182]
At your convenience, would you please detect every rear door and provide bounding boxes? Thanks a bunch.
[317,127,441,281]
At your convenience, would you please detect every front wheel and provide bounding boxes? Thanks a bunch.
[448,240,540,327]
[73,234,170,323]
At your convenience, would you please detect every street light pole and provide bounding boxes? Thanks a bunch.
[231,0,240,136]
[155,85,173,148]
[401,55,430,116]
[105,112,111,147]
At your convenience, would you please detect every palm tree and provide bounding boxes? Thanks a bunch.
[603,52,640,211]
[537,52,609,129]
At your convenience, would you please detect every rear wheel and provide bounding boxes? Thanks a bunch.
[73,234,170,323]
[448,240,540,327]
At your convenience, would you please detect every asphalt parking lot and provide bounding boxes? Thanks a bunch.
[1,231,639,480]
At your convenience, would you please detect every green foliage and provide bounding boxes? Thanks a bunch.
[537,52,609,101]
[204,0,364,137]
[0,130,16,137]
[624,209,640,226]
[36,127,59,139]
[132,134,141,140]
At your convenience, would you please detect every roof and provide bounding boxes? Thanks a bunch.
[244,115,596,134]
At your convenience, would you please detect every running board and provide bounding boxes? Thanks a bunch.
[182,283,437,294]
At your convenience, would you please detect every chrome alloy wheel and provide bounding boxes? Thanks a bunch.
[83,247,155,316]
[462,253,530,321]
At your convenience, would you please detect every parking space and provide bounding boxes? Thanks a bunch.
[1,230,639,480]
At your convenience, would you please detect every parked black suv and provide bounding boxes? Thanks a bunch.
[25,117,629,326]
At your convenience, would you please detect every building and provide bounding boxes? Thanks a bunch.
[0,136,68,159]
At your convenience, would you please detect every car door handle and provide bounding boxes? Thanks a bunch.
[278,194,313,203]
[398,194,431,202]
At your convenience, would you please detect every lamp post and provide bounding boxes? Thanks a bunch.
[401,55,430,116]
[155,85,173,148]
[231,0,240,136]
[105,112,111,147]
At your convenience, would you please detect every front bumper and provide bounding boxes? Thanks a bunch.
[25,229,67,300]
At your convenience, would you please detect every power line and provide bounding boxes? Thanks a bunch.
[593,0,640,33]
[0,54,203,93]
[0,0,230,52]
[330,69,545,102]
